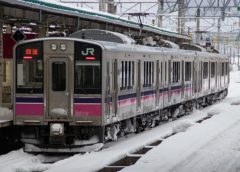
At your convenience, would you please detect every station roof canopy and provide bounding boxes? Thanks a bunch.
[1,0,191,41]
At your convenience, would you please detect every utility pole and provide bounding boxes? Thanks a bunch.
[238,17,240,69]
[108,0,116,14]
[196,8,200,44]
[217,18,221,51]
[238,43,240,69]
[157,0,164,27]
[99,0,106,12]
[178,0,184,34]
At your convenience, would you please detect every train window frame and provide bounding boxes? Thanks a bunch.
[165,62,168,84]
[16,59,44,94]
[120,60,135,91]
[211,62,216,78]
[225,62,228,76]
[160,62,163,86]
[203,62,208,79]
[143,61,154,88]
[52,62,66,91]
[15,41,44,94]
[172,61,180,83]
[74,61,102,94]
[185,61,191,82]
[221,62,225,76]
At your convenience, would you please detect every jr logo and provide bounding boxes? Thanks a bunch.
[82,48,94,56]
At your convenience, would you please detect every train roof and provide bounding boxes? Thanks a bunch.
[69,29,136,45]
[96,40,227,59]
[15,37,228,60]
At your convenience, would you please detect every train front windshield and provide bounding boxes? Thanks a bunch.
[75,62,101,94]
[15,41,43,93]
[74,42,102,94]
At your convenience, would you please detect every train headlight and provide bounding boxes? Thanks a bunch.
[60,43,67,51]
[50,43,57,51]
[50,123,64,136]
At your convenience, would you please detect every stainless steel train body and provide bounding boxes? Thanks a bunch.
[13,37,229,152]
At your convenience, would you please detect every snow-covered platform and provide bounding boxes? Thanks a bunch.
[0,107,13,128]
[0,120,12,128]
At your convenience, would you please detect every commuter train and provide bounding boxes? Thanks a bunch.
[13,36,229,152]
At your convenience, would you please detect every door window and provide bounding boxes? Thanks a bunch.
[52,62,66,91]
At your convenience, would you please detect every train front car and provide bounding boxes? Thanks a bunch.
[14,38,104,153]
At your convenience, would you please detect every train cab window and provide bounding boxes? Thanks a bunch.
[203,62,208,79]
[16,59,43,93]
[75,61,101,94]
[185,62,191,81]
[172,61,180,83]
[52,62,66,91]
[211,62,216,78]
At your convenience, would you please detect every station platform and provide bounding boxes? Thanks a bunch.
[0,120,13,128]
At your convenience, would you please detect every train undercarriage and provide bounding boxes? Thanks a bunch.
[104,89,228,142]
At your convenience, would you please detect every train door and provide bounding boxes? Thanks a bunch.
[168,60,172,104]
[182,60,184,100]
[136,60,141,112]
[105,61,111,119]
[199,61,202,94]
[47,58,70,118]
[208,61,210,91]
[156,60,160,107]
[201,61,203,94]
[192,60,198,97]
[112,60,118,116]
[216,61,219,90]
[159,61,163,108]
[163,60,169,107]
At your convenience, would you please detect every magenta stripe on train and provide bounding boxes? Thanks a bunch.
[118,98,137,107]
[16,104,44,116]
[74,104,102,116]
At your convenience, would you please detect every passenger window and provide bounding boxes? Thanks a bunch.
[143,61,154,87]
[211,62,215,78]
[221,63,225,76]
[225,62,228,75]
[203,62,208,79]
[52,62,66,91]
[120,61,135,90]
[185,62,191,81]
[172,61,180,83]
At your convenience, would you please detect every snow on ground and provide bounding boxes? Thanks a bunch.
[0,149,70,172]
[121,70,240,172]
[172,119,195,134]
[0,149,49,172]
